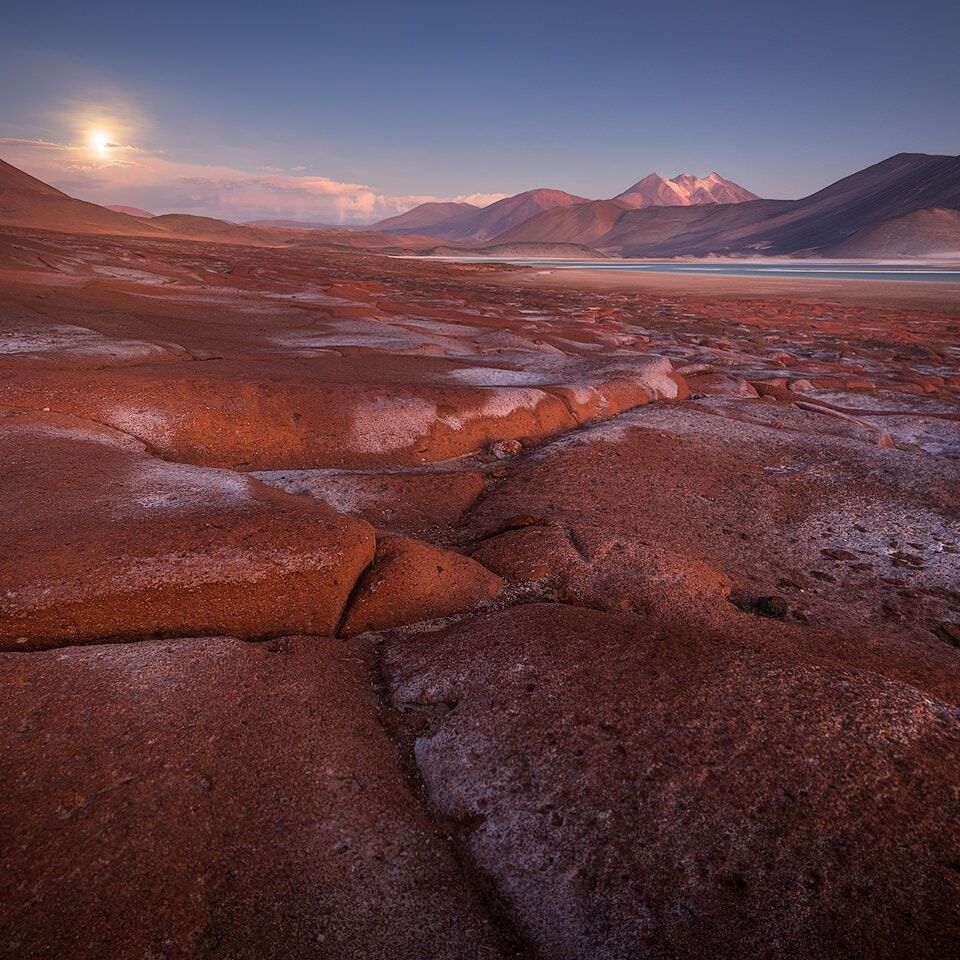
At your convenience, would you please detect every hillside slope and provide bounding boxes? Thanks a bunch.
[0,159,163,237]
[494,199,629,245]
[373,202,480,234]
[825,207,960,258]
[412,189,590,242]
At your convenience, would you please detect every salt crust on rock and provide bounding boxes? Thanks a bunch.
[383,603,960,960]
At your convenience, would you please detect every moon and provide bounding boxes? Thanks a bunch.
[87,130,112,157]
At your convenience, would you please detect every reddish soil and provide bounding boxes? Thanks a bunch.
[1,225,958,958]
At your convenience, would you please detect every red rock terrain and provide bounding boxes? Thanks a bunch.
[1,220,959,958]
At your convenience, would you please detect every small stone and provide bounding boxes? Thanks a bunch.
[490,438,523,460]
[757,595,788,618]
[936,622,960,647]
[821,548,857,561]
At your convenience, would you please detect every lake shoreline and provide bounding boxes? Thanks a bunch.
[478,263,960,313]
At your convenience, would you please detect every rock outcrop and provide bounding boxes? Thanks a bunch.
[1,214,958,958]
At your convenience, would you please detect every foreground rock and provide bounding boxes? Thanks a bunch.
[340,533,502,637]
[1,224,959,958]
[254,467,487,537]
[464,401,960,697]
[0,412,375,649]
[0,636,510,959]
[383,603,960,960]
[0,413,505,649]
[0,231,689,470]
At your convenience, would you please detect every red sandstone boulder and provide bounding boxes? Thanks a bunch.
[472,524,582,583]
[686,371,760,398]
[0,366,583,468]
[0,412,375,649]
[340,534,503,637]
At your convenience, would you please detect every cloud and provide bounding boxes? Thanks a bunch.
[454,192,510,207]
[0,137,505,224]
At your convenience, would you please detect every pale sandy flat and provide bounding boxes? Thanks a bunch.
[490,265,960,313]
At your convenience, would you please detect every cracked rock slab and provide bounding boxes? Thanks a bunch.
[463,401,960,668]
[382,603,960,960]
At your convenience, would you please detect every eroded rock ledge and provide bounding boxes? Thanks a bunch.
[0,412,505,650]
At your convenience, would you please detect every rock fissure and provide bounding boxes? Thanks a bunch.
[365,632,541,960]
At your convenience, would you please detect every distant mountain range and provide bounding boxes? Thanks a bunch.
[3,153,959,258]
[371,156,960,256]
[370,175,756,242]
[596,153,960,257]
[0,160,168,237]
[0,158,439,250]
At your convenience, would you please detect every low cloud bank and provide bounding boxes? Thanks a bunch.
[1,138,506,224]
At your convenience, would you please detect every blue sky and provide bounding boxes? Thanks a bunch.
[2,0,958,221]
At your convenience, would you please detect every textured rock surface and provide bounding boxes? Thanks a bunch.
[383,603,960,960]
[462,402,960,695]
[0,636,509,959]
[0,412,376,649]
[340,534,502,637]
[1,223,959,958]
[253,467,487,537]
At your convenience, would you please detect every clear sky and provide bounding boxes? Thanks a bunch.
[2,0,958,222]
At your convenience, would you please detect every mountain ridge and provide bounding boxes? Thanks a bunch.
[375,188,589,242]
[3,152,958,258]
[372,201,480,234]
[491,153,960,256]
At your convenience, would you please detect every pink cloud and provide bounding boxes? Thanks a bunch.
[454,192,510,207]
[0,138,505,224]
